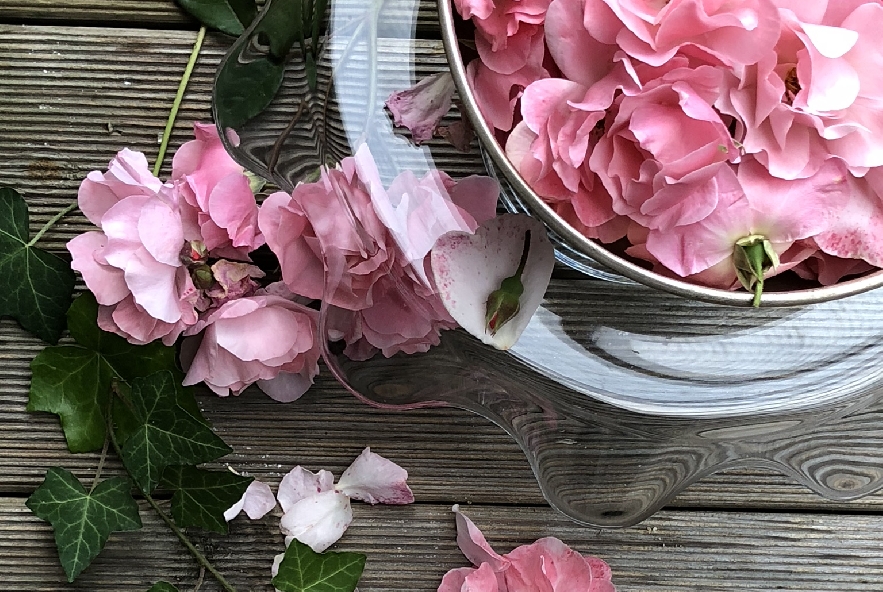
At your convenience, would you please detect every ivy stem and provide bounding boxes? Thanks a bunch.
[26,202,78,247]
[142,491,238,592]
[106,393,238,592]
[153,26,206,177]
[88,432,111,495]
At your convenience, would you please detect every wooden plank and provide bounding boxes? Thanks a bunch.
[0,0,444,33]
[0,26,479,252]
[3,497,883,591]
[6,305,883,513]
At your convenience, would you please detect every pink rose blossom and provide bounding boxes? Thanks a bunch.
[437,505,615,592]
[725,2,883,179]
[467,58,549,132]
[644,158,850,287]
[173,122,265,255]
[583,0,780,68]
[386,72,456,144]
[181,295,320,400]
[69,150,202,345]
[590,63,740,231]
[260,146,499,359]
[455,0,552,74]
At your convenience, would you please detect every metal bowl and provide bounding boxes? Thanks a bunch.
[437,0,883,307]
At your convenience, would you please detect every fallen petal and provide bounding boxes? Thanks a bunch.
[336,447,415,505]
[386,72,456,144]
[279,490,353,552]
[277,466,335,513]
[452,505,508,571]
[224,479,277,521]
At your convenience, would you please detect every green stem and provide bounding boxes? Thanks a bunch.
[88,432,111,495]
[27,202,78,247]
[142,492,238,592]
[106,394,238,592]
[153,26,206,177]
[752,278,764,308]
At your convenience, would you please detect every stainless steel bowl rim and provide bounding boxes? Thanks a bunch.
[437,0,883,307]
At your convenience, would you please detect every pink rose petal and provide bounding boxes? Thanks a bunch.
[336,447,415,505]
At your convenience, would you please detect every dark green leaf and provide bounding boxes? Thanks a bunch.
[272,539,366,592]
[214,0,305,128]
[0,187,75,343]
[162,466,252,533]
[147,582,180,592]
[119,372,231,494]
[28,292,180,453]
[175,0,258,36]
[26,468,141,582]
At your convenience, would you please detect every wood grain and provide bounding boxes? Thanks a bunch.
[3,497,883,591]
[6,304,883,513]
[0,0,444,33]
[0,26,480,252]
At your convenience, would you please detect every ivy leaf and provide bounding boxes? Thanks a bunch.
[176,0,258,36]
[147,582,180,592]
[272,539,366,592]
[26,468,141,582]
[119,371,231,494]
[214,0,303,129]
[0,187,75,344]
[28,292,179,453]
[162,466,252,533]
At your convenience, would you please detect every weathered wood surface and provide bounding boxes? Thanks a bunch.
[0,0,444,33]
[4,498,883,591]
[4,5,883,592]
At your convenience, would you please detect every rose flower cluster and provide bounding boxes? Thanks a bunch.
[454,0,883,290]
[70,125,499,401]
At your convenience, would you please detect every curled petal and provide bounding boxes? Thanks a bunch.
[277,466,335,513]
[452,505,508,571]
[386,72,456,144]
[336,447,415,505]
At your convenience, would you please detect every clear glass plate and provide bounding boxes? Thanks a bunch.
[214,0,883,526]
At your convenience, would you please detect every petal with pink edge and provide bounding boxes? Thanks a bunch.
[452,505,509,571]
[431,214,555,350]
[336,447,415,505]
[278,490,353,553]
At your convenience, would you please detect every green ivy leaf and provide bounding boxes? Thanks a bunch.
[175,0,258,36]
[214,0,304,129]
[26,468,142,582]
[147,582,180,592]
[119,371,231,494]
[28,292,179,453]
[272,539,366,592]
[162,466,252,533]
[0,187,75,344]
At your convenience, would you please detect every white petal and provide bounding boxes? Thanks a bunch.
[277,466,335,513]
[336,447,415,505]
[430,214,555,350]
[242,480,277,519]
[279,491,353,553]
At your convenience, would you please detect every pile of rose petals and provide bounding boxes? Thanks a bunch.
[454,0,883,290]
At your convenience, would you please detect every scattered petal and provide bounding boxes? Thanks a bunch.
[336,448,415,505]
[279,490,353,553]
[277,466,334,514]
